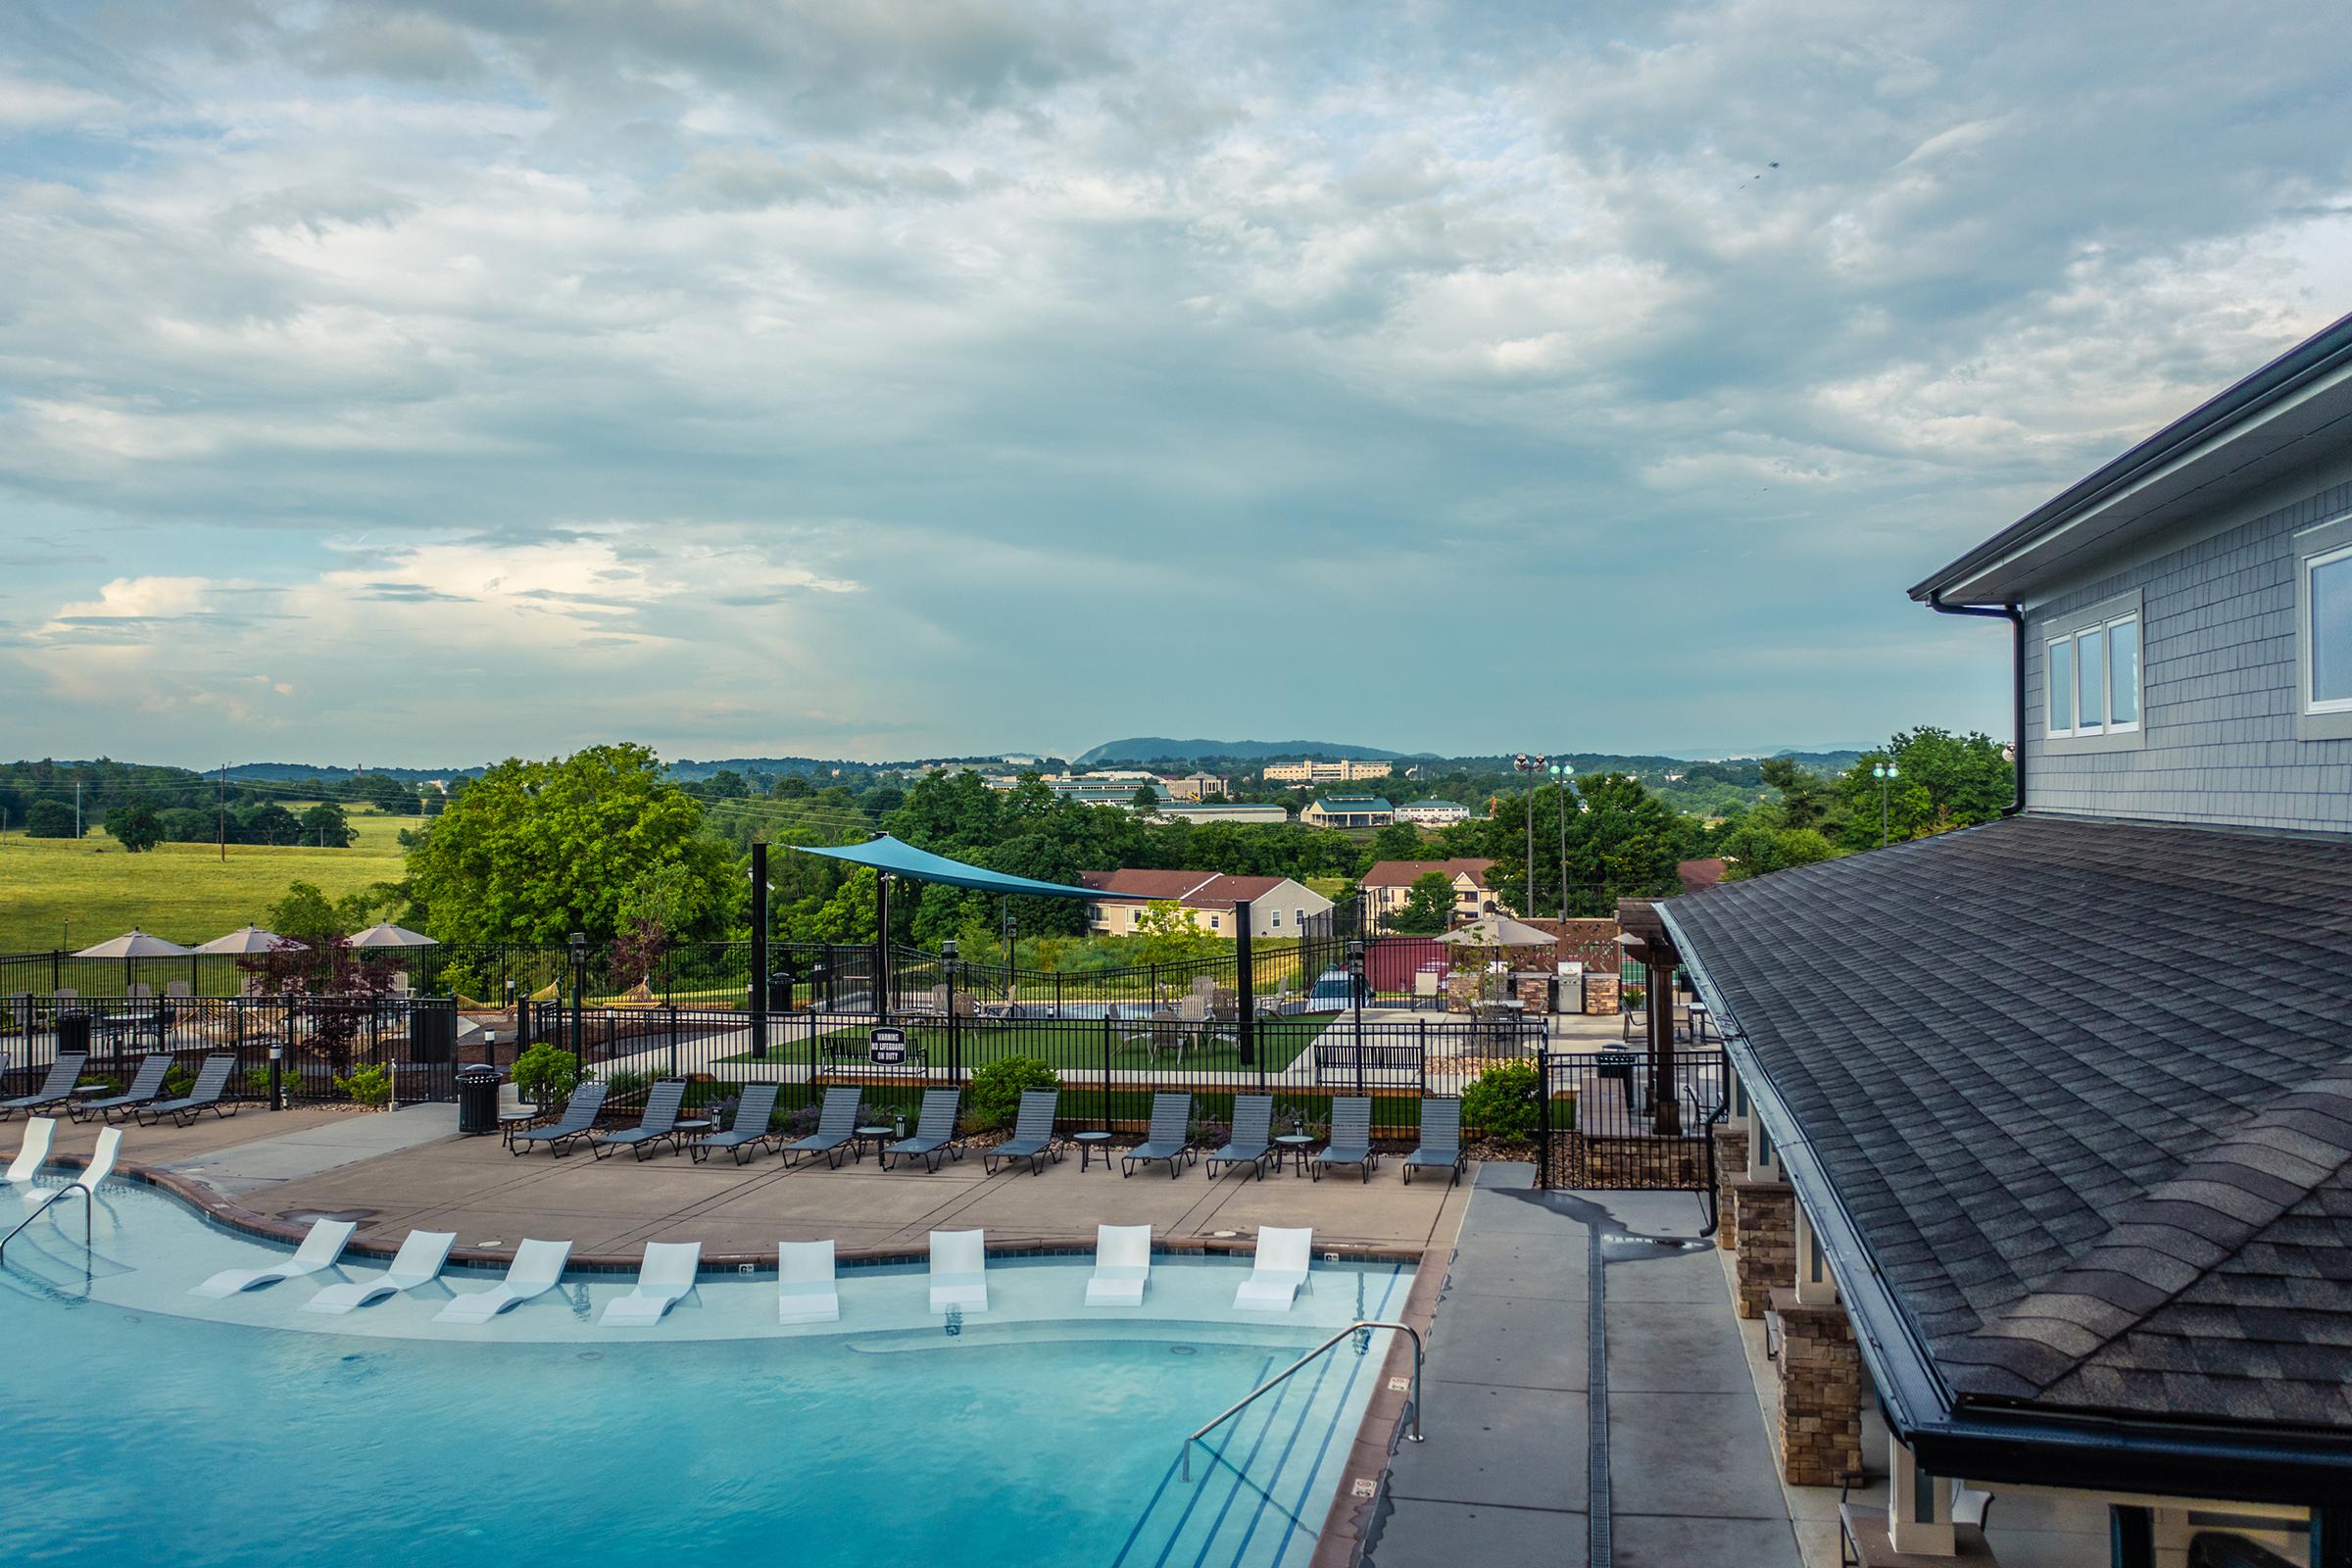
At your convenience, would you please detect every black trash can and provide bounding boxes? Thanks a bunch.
[456,1063,501,1136]
[55,1010,92,1057]
[766,972,795,1012]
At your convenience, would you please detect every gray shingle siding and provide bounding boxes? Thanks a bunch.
[2025,473,2352,831]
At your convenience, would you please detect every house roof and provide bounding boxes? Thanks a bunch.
[1360,858,1494,889]
[1659,813,2352,1438]
[1676,857,1727,893]
[1310,796,1393,811]
[1397,799,1465,811]
[1079,868,1296,908]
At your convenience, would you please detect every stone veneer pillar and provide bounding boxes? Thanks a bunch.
[1713,1126,1748,1250]
[1769,1287,1865,1487]
[1732,1179,1792,1318]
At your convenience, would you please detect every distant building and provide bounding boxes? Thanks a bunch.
[1161,772,1230,801]
[1360,858,1500,926]
[1051,781,1168,810]
[1079,869,1334,938]
[1299,796,1395,829]
[1262,759,1394,785]
[1394,799,1469,826]
[1159,802,1288,825]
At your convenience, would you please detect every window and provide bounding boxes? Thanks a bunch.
[1269,908,1282,929]
[2046,607,2138,739]
[2309,542,2352,712]
[2047,638,2075,733]
[1208,913,1220,932]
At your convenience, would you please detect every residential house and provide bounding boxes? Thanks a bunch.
[1359,858,1499,926]
[1078,869,1335,938]
[1262,758,1394,785]
[1299,795,1395,828]
[1644,314,2352,1562]
[1394,799,1470,826]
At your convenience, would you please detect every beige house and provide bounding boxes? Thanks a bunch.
[1359,858,1500,927]
[1262,758,1393,785]
[1079,869,1334,938]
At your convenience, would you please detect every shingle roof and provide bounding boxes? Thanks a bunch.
[1660,813,2352,1431]
[1360,858,1494,889]
[1079,869,1294,908]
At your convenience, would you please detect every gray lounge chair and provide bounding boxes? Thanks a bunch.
[692,1083,781,1165]
[592,1079,689,1160]
[982,1089,1062,1175]
[1121,1092,1195,1180]
[883,1089,964,1173]
[138,1054,236,1127]
[509,1081,609,1156]
[2,1053,86,1119]
[1205,1094,1276,1181]
[1313,1097,1377,1183]
[73,1054,173,1124]
[782,1086,860,1169]
[1402,1098,1466,1187]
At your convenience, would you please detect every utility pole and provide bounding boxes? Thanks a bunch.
[74,781,81,839]
[219,763,227,861]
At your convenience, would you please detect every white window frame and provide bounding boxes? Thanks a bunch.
[2041,590,2144,753]
[2295,511,2352,740]
[2301,536,2352,720]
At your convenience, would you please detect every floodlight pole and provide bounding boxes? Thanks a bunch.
[750,839,769,1059]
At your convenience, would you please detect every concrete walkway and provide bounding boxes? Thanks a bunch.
[161,1102,459,1197]
[1365,1167,1798,1568]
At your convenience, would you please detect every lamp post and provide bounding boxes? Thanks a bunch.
[1872,761,1901,848]
[1512,753,1546,918]
[1548,760,1569,919]
[1002,910,1018,1007]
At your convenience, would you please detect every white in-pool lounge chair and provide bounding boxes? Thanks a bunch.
[1234,1226,1313,1311]
[434,1239,572,1323]
[1086,1224,1152,1307]
[23,1124,118,1210]
[2,1116,56,1190]
[777,1240,840,1324]
[928,1228,987,1313]
[191,1217,358,1298]
[303,1230,458,1314]
[602,1242,702,1326]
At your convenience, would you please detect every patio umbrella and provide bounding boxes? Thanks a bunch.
[1437,913,1554,949]
[73,929,195,959]
[194,926,308,956]
[344,921,437,949]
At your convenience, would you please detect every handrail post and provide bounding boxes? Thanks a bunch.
[1183,1319,1423,1483]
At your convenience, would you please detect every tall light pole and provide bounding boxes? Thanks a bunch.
[1873,760,1901,848]
[1548,761,1569,919]
[1512,754,1546,917]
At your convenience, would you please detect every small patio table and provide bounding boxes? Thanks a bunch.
[1273,1133,1318,1177]
[1071,1130,1114,1172]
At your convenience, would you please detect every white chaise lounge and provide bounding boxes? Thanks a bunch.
[24,1124,118,1210]
[303,1230,459,1314]
[1234,1226,1313,1311]
[1086,1224,1152,1307]
[602,1242,703,1326]
[434,1239,572,1323]
[2,1116,55,1190]
[192,1217,358,1298]
[778,1240,840,1324]
[928,1228,987,1313]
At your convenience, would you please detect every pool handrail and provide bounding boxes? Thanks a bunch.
[2,1124,120,1265]
[1182,1318,1423,1483]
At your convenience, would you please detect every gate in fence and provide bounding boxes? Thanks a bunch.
[1536,1049,1729,1218]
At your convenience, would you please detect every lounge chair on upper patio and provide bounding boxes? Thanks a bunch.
[591,1079,689,1160]
[192,1217,358,1298]
[691,1082,781,1165]
[72,1054,173,1124]
[2,1053,87,1120]
[883,1090,964,1173]
[1121,1093,1196,1180]
[1234,1226,1313,1311]
[434,1239,572,1323]
[777,1239,840,1324]
[601,1241,702,1326]
[928,1228,987,1313]
[137,1054,236,1128]
[1401,1098,1466,1187]
[1204,1094,1276,1181]
[303,1229,458,1314]
[782,1086,860,1169]
[2,1116,56,1191]
[508,1082,609,1157]
[981,1089,1061,1176]
[1086,1224,1152,1307]
[1312,1098,1378,1183]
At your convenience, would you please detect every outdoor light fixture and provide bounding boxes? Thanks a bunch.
[269,1039,284,1111]
[1872,761,1902,848]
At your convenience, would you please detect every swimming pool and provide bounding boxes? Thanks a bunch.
[2,1176,1409,1567]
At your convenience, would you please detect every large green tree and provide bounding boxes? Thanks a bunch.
[405,744,733,945]
[1387,870,1457,934]
[104,798,164,853]
[1834,727,2014,849]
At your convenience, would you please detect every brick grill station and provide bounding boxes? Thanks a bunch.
[1768,1288,1865,1486]
[1713,1126,1748,1250]
[1731,1178,1793,1320]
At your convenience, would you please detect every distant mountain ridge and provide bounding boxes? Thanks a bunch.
[1075,738,1406,766]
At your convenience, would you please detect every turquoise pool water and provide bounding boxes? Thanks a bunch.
[2,1178,1408,1567]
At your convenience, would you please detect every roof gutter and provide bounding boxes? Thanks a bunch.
[1926,594,2025,815]
[1658,903,2352,1507]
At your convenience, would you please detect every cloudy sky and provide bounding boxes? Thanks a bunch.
[3,2,2348,767]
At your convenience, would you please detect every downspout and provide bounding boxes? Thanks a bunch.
[1927,592,2026,816]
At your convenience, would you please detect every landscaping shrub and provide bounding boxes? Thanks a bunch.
[162,1066,194,1100]
[512,1043,582,1108]
[605,1068,653,1102]
[968,1056,1058,1131]
[77,1073,124,1099]
[336,1062,393,1108]
[1461,1060,1540,1143]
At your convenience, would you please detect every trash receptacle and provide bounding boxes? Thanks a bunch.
[456,1063,501,1136]
[54,1010,92,1057]
[766,972,795,1012]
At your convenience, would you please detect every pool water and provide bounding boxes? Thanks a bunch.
[2,1179,1409,1568]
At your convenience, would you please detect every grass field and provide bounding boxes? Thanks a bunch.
[715,1012,1338,1075]
[0,811,409,954]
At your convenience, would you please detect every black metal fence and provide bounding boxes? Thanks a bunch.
[0,995,461,1107]
[1537,1049,1729,1208]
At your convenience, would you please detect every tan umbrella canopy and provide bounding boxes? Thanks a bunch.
[73,928,194,959]
[345,921,437,950]
[194,926,308,956]
[1438,912,1554,949]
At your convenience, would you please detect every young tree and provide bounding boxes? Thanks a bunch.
[105,798,165,853]
[26,799,78,838]
[1388,871,1457,935]
[1129,785,1162,817]
[1834,728,2014,848]
[300,802,357,849]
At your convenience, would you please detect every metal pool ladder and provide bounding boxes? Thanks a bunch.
[1,1183,94,1265]
[1182,1319,1425,1482]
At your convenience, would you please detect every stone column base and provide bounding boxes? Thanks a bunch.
[1731,1177,1792,1319]
[1713,1126,1749,1250]
[1770,1287,1864,1487]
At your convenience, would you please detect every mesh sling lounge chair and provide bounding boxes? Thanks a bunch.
[138,1054,236,1128]
[601,1242,702,1326]
[304,1230,458,1315]
[783,1087,861,1169]
[1312,1098,1377,1183]
[591,1079,688,1160]
[509,1082,609,1157]
[777,1240,840,1324]
[1121,1093,1196,1180]
[1204,1095,1276,1181]
[1234,1225,1313,1311]
[435,1239,572,1323]
[692,1083,782,1165]
[2,1053,87,1119]
[2,1116,56,1190]
[1402,1098,1466,1187]
[192,1217,358,1298]
[73,1054,172,1124]
[883,1089,964,1173]
[981,1090,1062,1176]
[928,1228,987,1313]
[1085,1224,1152,1307]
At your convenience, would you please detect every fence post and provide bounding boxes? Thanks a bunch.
[750,840,769,1059]
[280,1001,294,1108]
[668,1004,679,1078]
[1418,1017,1428,1098]
[1537,1053,1551,1189]
[1234,899,1256,1072]
[1102,1014,1113,1134]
